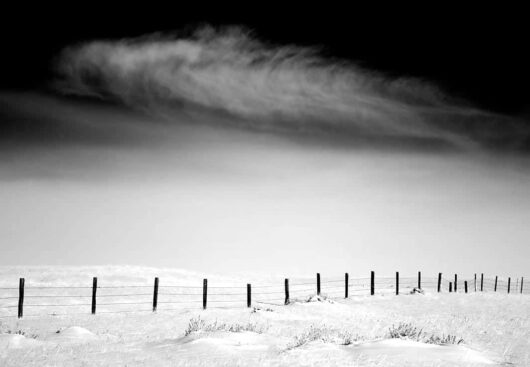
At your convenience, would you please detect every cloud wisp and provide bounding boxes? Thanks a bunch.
[54,26,530,152]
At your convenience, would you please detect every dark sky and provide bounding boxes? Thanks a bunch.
[2,5,530,275]
[0,5,528,115]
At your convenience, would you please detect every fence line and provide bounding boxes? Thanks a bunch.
[0,272,527,319]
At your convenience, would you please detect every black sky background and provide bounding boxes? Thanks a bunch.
[0,4,528,115]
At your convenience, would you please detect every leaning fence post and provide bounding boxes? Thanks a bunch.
[418,271,421,289]
[454,274,457,293]
[153,277,159,312]
[203,279,208,310]
[521,277,524,294]
[284,279,290,305]
[464,281,468,293]
[396,272,399,295]
[449,282,452,293]
[247,284,251,308]
[437,273,442,293]
[508,277,511,294]
[345,273,349,299]
[494,276,498,292]
[316,273,321,296]
[480,273,484,291]
[91,277,97,315]
[18,278,24,319]
[370,271,375,295]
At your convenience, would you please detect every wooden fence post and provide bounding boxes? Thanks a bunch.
[521,277,524,294]
[464,281,468,293]
[345,273,349,299]
[480,273,484,291]
[284,279,290,305]
[494,276,498,292]
[418,271,421,289]
[454,274,457,292]
[247,284,251,308]
[370,271,375,296]
[153,277,159,312]
[437,273,442,293]
[508,277,511,294]
[474,273,477,292]
[316,273,321,296]
[203,279,208,310]
[396,272,399,295]
[18,278,24,319]
[449,282,452,293]
[91,277,97,315]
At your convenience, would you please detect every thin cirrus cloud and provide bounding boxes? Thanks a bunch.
[53,26,530,152]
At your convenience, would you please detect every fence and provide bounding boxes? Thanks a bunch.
[0,272,526,319]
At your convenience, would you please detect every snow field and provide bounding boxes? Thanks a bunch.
[0,266,528,366]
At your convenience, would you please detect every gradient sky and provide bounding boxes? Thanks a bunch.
[1,92,529,279]
[0,12,529,279]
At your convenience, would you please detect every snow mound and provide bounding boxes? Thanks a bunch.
[47,326,96,342]
[352,339,495,364]
[154,331,284,360]
[0,334,41,349]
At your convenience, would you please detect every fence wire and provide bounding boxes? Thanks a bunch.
[0,274,526,318]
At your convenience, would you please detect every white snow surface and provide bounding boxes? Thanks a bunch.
[0,334,41,349]
[0,266,528,366]
[45,326,97,342]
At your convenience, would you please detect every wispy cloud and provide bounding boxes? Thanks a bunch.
[54,26,529,151]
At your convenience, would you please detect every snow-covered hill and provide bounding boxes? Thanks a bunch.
[0,266,528,366]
